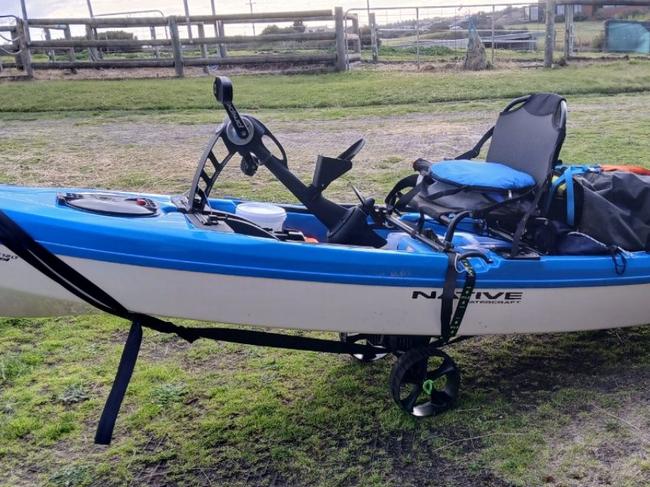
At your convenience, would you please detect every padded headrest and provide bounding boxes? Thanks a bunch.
[486,93,567,186]
[520,93,566,117]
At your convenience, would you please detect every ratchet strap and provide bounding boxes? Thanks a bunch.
[0,210,388,445]
[440,252,476,342]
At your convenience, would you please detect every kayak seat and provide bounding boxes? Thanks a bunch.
[387,93,567,256]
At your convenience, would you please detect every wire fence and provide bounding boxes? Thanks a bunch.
[345,2,650,68]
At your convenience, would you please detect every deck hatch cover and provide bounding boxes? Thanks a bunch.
[57,192,158,217]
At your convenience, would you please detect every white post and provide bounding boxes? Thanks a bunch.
[544,0,556,68]
[247,0,256,36]
[183,0,193,39]
[44,28,55,61]
[19,0,31,43]
[415,7,420,69]
[85,0,102,60]
[564,5,574,60]
[335,7,347,71]
[366,0,371,30]
[85,0,95,18]
[150,26,160,58]
[491,5,495,65]
[369,12,378,62]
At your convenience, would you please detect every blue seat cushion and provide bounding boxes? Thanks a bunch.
[429,160,536,191]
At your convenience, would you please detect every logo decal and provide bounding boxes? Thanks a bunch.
[412,290,523,304]
[0,252,18,262]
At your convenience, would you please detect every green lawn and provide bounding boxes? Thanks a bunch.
[2,60,650,112]
[1,65,649,487]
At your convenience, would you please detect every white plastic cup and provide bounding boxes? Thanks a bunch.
[235,202,287,232]
[383,232,409,250]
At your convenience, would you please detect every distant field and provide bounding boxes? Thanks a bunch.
[0,65,649,487]
[2,60,650,112]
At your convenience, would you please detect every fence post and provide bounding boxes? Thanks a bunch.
[150,26,160,58]
[351,15,361,54]
[198,23,209,74]
[491,5,496,65]
[12,26,23,70]
[544,0,556,68]
[564,5,574,60]
[63,25,77,74]
[16,19,33,78]
[169,16,184,78]
[85,24,99,62]
[334,7,347,71]
[369,12,378,62]
[415,7,420,69]
[217,21,228,57]
[43,28,55,61]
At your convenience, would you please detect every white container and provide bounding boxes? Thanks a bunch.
[235,202,287,232]
[383,232,409,250]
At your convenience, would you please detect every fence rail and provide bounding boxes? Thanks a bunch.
[1,8,361,78]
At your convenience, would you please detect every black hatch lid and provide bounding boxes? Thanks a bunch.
[57,192,158,217]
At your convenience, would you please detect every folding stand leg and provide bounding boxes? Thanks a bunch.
[95,320,143,445]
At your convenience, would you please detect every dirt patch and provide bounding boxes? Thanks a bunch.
[0,110,493,201]
[543,370,650,487]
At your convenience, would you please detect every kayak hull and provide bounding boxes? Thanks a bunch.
[2,246,649,335]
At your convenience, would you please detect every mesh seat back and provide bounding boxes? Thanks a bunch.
[486,93,567,187]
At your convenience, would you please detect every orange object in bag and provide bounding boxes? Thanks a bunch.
[600,165,650,176]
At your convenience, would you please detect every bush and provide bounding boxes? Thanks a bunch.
[379,45,456,57]
[592,32,605,50]
[261,22,306,36]
[261,25,283,36]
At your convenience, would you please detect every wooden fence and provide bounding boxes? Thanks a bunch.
[0,8,361,78]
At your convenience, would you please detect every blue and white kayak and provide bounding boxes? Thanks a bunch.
[1,185,648,336]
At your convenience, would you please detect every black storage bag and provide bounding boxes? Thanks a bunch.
[574,171,650,251]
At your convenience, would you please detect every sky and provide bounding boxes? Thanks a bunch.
[0,0,467,18]
[0,0,498,38]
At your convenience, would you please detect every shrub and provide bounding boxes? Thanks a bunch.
[592,32,605,50]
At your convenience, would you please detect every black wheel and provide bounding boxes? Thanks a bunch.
[339,333,388,362]
[389,346,460,417]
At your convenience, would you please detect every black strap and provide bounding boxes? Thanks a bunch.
[440,253,476,342]
[95,320,142,444]
[455,126,494,161]
[0,210,389,445]
[423,185,468,202]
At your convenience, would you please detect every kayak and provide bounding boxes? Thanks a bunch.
[2,76,648,434]
[1,185,648,336]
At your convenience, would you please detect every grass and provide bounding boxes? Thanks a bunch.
[1,316,648,486]
[2,60,650,112]
[1,65,650,486]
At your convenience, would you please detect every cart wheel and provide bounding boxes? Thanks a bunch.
[389,346,460,417]
[339,333,388,362]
